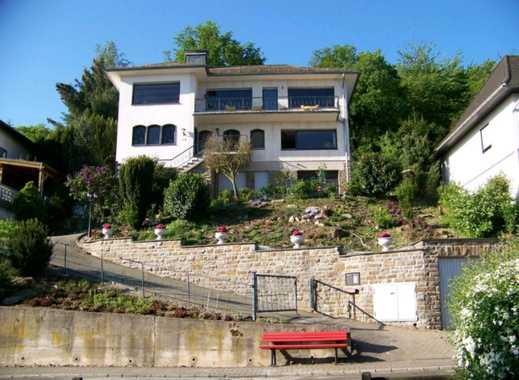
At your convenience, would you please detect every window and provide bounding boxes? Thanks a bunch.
[288,88,335,108]
[132,124,177,146]
[223,129,240,147]
[196,130,213,154]
[0,147,7,158]
[206,89,252,111]
[250,129,265,149]
[132,82,180,105]
[480,124,492,153]
[281,130,337,150]
[262,88,278,110]
[132,126,146,145]
[147,125,161,145]
[161,124,176,144]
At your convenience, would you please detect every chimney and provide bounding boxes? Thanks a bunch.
[185,50,207,66]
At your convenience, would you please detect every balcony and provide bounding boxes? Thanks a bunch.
[194,94,340,125]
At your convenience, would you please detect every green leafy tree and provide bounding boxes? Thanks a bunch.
[165,21,265,66]
[11,181,47,222]
[163,173,210,220]
[311,46,405,145]
[465,59,496,99]
[15,124,51,142]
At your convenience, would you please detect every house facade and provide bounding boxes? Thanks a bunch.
[436,55,519,197]
[106,52,358,192]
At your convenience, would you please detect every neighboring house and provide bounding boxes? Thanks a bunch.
[436,55,519,197]
[106,51,358,192]
[0,120,57,218]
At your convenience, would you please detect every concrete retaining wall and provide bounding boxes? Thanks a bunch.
[0,306,342,368]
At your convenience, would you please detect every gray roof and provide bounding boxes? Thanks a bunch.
[436,55,519,154]
[0,120,34,149]
[106,63,357,76]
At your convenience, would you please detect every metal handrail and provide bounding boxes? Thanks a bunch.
[158,145,194,167]
[194,95,340,112]
[0,183,17,204]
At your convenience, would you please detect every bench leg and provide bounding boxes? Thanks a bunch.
[271,350,277,367]
[334,347,338,364]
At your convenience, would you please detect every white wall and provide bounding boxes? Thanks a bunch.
[444,95,519,197]
[115,73,197,166]
[0,130,32,160]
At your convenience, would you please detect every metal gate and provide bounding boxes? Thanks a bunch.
[439,257,470,329]
[251,272,297,320]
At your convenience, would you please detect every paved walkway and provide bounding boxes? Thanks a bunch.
[0,360,454,379]
[46,234,455,370]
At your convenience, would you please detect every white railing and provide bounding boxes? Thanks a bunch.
[159,146,195,168]
[0,184,17,205]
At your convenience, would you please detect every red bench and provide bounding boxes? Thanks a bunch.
[259,330,351,366]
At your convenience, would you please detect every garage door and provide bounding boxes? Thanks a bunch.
[439,258,470,329]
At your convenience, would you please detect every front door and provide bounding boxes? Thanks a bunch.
[439,258,471,329]
[195,130,212,156]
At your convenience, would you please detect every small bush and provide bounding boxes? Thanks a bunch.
[0,258,17,300]
[449,240,519,378]
[349,151,401,197]
[119,156,156,228]
[152,165,177,208]
[163,173,210,220]
[12,181,47,221]
[163,219,202,242]
[395,177,417,218]
[7,219,52,277]
[439,176,518,238]
[372,205,398,229]
[288,180,315,199]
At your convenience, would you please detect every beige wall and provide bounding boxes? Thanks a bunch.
[79,238,498,329]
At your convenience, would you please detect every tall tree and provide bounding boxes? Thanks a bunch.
[397,44,469,130]
[311,45,405,145]
[465,59,496,99]
[164,21,265,66]
[54,41,128,172]
[15,124,51,142]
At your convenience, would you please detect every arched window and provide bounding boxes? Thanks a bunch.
[250,129,265,150]
[147,125,160,145]
[197,130,212,153]
[223,129,240,148]
[161,124,176,144]
[132,126,146,145]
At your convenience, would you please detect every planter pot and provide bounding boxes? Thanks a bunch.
[215,231,228,245]
[378,237,393,252]
[290,234,304,249]
[154,228,165,240]
[102,227,112,240]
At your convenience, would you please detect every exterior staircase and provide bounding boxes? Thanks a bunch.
[178,156,204,173]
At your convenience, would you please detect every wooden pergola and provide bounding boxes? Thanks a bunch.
[0,158,58,194]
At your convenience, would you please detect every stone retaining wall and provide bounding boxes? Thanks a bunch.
[78,237,499,329]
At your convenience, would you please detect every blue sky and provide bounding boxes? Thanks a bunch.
[1,0,518,127]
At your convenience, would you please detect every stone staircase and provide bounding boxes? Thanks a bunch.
[178,156,204,173]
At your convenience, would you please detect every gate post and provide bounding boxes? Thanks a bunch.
[309,278,317,311]
[251,271,257,321]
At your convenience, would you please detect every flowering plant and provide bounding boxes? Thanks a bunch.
[102,223,111,229]
[216,226,227,233]
[449,242,519,379]
[291,229,303,236]
[154,224,166,229]
[378,232,391,238]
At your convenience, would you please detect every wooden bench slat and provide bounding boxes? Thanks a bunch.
[259,343,348,350]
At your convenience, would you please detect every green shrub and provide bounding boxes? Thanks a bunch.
[118,156,156,228]
[439,176,518,238]
[0,258,17,300]
[449,240,519,378]
[372,205,398,229]
[163,173,210,220]
[349,151,401,197]
[288,180,315,199]
[163,219,204,243]
[12,181,47,221]
[395,177,417,218]
[152,165,177,208]
[7,219,52,277]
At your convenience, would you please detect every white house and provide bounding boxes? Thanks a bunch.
[106,51,358,192]
[436,55,519,197]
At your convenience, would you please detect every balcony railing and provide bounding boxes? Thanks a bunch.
[288,95,336,109]
[195,96,339,113]
[206,96,252,111]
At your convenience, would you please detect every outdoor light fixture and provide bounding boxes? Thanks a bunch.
[345,272,360,286]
